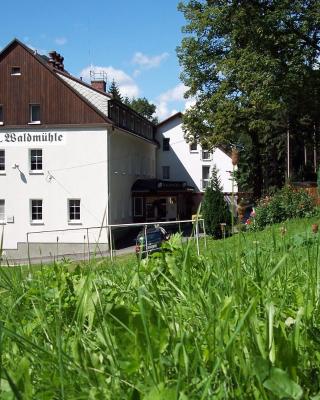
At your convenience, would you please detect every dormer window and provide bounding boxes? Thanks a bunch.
[0,105,3,125]
[11,66,21,76]
[29,104,41,124]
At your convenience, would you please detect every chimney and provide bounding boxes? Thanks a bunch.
[48,51,57,68]
[91,80,106,92]
[48,51,64,71]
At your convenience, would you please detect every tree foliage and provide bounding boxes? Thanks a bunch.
[124,97,158,123]
[177,0,320,198]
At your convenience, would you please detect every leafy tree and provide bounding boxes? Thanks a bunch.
[108,79,122,101]
[177,0,320,198]
[126,97,158,123]
[202,164,231,238]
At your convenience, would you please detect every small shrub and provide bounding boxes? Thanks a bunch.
[251,185,316,230]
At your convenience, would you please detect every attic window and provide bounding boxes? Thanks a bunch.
[11,67,21,76]
[29,104,41,124]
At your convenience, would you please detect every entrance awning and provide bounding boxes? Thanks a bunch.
[132,179,194,194]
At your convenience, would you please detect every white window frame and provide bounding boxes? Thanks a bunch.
[189,142,198,152]
[29,104,41,124]
[133,197,143,217]
[29,149,43,174]
[0,150,5,174]
[0,199,5,224]
[201,149,212,161]
[11,66,21,76]
[0,105,3,125]
[163,138,170,151]
[30,199,43,224]
[162,165,170,180]
[201,166,210,191]
[68,199,81,224]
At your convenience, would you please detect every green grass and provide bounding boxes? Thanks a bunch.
[1,216,320,399]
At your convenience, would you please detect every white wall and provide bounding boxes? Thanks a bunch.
[157,116,237,193]
[108,129,157,224]
[1,127,109,249]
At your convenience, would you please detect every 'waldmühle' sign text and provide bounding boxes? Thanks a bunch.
[0,132,66,145]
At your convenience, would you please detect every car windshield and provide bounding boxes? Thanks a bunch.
[138,231,162,243]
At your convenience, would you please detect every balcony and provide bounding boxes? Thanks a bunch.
[108,99,156,142]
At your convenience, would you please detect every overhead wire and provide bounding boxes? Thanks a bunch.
[46,171,102,224]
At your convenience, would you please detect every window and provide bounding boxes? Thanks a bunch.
[69,199,81,221]
[0,150,5,171]
[162,166,170,180]
[0,200,5,223]
[0,105,3,125]
[11,66,21,76]
[30,199,43,222]
[190,142,197,152]
[30,149,43,171]
[201,149,212,161]
[133,197,143,217]
[202,166,210,190]
[29,104,40,123]
[163,138,170,151]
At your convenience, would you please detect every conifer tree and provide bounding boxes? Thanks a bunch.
[108,79,122,101]
[202,164,231,238]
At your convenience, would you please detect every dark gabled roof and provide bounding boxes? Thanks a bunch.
[0,39,113,124]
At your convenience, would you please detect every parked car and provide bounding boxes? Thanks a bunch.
[135,227,169,258]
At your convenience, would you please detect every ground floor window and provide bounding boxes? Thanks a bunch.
[69,199,81,221]
[133,197,143,217]
[31,199,43,222]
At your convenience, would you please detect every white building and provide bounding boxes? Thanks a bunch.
[0,39,156,261]
[0,40,237,262]
[157,112,237,208]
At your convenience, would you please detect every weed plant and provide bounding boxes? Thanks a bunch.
[0,217,320,399]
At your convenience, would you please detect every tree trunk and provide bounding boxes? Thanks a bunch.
[249,131,263,199]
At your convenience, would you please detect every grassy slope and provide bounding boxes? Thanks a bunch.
[0,216,320,399]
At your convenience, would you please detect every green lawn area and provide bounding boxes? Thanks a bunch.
[1,216,320,399]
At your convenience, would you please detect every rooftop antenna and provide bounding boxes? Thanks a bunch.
[90,70,107,85]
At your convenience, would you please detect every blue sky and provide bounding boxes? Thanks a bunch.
[0,0,192,120]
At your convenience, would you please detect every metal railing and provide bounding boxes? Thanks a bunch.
[22,218,206,266]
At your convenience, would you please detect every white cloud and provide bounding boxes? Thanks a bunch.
[154,83,196,120]
[132,51,169,70]
[80,65,139,98]
[155,83,187,120]
[25,43,48,56]
[54,37,67,45]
